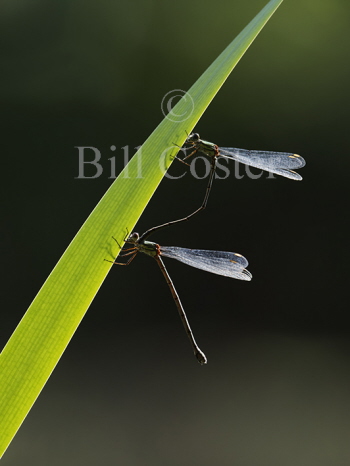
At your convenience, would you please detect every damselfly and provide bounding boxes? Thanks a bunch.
[172,132,306,223]
[106,226,251,365]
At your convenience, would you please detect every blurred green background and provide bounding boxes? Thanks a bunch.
[1,0,350,464]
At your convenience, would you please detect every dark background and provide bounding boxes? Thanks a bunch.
[1,0,350,464]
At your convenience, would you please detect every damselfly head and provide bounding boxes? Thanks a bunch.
[127,232,140,243]
[187,132,200,143]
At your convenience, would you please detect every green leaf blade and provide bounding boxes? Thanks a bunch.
[0,0,283,456]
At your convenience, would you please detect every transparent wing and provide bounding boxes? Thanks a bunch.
[219,147,306,180]
[160,246,252,281]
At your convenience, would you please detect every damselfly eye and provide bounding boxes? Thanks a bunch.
[192,133,200,140]
[128,232,139,242]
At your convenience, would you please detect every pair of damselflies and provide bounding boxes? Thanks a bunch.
[108,134,305,364]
